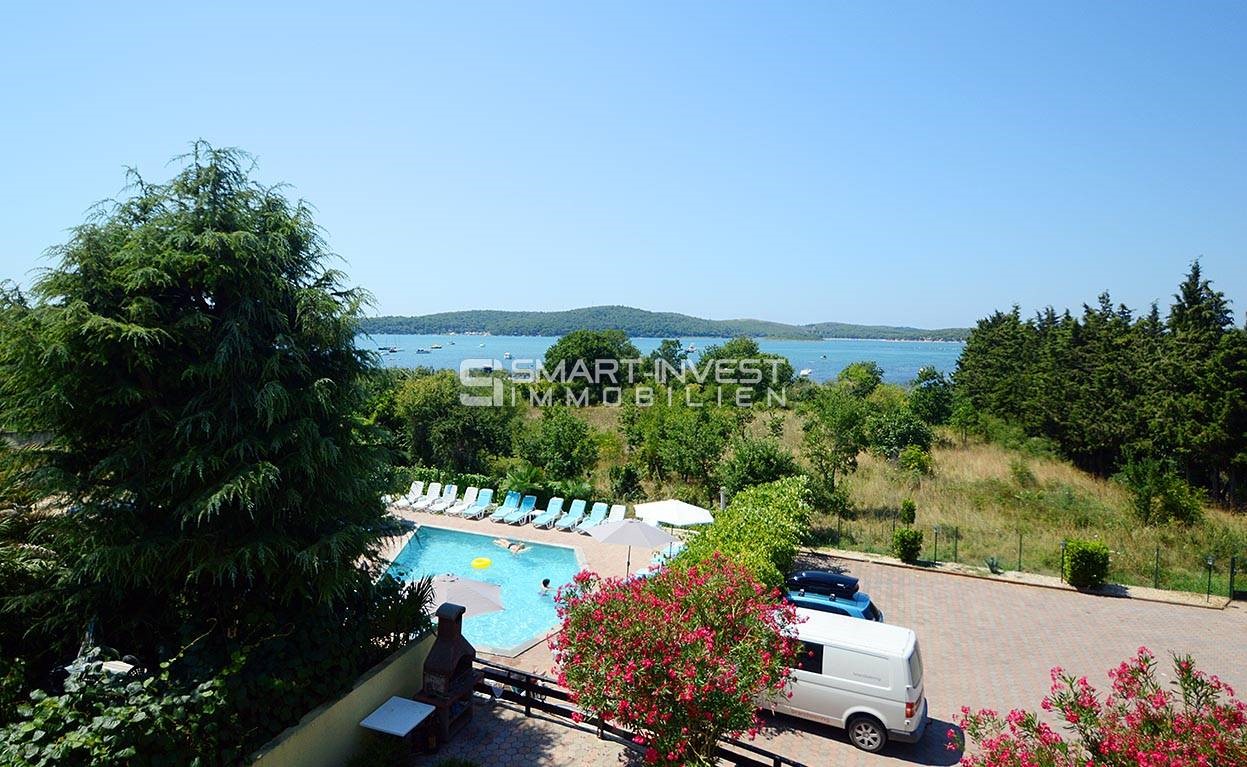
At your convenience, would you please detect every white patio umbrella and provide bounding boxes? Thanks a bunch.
[430,574,503,616]
[587,518,678,575]
[633,499,715,528]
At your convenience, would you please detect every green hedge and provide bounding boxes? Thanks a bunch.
[891,528,924,563]
[1063,539,1110,588]
[394,466,495,495]
[678,475,811,588]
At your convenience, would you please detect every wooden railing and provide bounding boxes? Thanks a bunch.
[473,658,808,767]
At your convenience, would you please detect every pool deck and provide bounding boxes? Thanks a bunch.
[385,505,646,664]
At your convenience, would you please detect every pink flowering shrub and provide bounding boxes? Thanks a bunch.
[955,647,1247,766]
[550,553,802,766]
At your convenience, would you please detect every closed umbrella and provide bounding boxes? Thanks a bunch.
[430,574,503,616]
[633,499,715,528]
[587,518,678,575]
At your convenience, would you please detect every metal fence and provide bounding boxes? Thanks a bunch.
[820,514,1244,601]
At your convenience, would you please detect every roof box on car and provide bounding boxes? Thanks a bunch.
[785,571,860,600]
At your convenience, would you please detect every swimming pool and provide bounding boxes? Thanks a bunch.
[386,526,583,656]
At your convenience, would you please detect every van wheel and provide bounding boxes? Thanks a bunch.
[847,715,887,753]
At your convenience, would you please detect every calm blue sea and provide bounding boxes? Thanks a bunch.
[361,334,962,384]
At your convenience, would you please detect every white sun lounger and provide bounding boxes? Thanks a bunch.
[392,481,425,509]
[411,482,442,511]
[427,484,459,513]
[607,504,626,522]
[444,487,479,516]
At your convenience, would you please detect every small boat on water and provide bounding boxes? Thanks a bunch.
[415,348,431,354]
[430,343,443,349]
[479,342,485,347]
[503,352,512,359]
[799,368,813,378]
[684,344,697,353]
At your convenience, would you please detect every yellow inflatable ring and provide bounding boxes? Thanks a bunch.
[471,557,492,569]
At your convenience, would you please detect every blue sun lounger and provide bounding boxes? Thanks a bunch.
[504,494,538,524]
[488,491,521,522]
[576,502,608,534]
[530,497,565,529]
[461,488,494,519]
[554,499,587,531]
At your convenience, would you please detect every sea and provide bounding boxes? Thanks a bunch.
[360,334,963,384]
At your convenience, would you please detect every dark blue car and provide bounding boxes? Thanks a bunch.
[783,570,885,621]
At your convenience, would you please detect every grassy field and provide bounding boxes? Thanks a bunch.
[570,405,1247,597]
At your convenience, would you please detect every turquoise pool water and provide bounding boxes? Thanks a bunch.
[386,526,582,656]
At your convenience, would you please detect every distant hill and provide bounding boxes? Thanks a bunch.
[361,306,970,342]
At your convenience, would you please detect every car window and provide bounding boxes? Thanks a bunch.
[864,602,882,621]
[794,640,823,672]
[907,643,924,686]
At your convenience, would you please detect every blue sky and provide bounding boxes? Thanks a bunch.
[2,2,1245,328]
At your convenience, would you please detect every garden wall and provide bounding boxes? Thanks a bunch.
[250,631,436,767]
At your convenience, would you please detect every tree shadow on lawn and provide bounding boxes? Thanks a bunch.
[755,712,964,766]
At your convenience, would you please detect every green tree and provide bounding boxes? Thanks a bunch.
[800,384,867,511]
[718,436,800,497]
[696,337,794,404]
[865,408,933,460]
[608,464,644,501]
[647,338,688,379]
[396,370,518,472]
[515,407,599,480]
[909,366,953,425]
[0,144,409,666]
[542,329,640,404]
[657,405,734,485]
[836,361,884,398]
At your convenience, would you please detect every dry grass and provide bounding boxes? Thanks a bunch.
[824,434,1247,596]
[577,406,1247,596]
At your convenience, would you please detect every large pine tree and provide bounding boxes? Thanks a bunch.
[0,145,393,654]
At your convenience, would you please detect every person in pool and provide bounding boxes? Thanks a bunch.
[492,537,528,554]
[540,578,551,594]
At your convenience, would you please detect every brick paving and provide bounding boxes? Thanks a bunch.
[394,508,1247,766]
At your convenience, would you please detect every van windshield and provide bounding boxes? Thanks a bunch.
[907,643,924,686]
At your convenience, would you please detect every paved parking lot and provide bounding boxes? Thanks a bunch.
[404,514,1247,766]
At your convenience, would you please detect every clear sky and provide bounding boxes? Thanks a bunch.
[2,2,1245,328]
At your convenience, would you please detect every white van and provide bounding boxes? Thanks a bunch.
[767,608,928,752]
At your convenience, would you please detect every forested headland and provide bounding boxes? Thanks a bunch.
[361,305,972,341]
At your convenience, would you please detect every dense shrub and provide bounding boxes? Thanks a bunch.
[396,370,520,472]
[891,528,924,563]
[865,409,933,460]
[1114,455,1203,526]
[1009,457,1038,488]
[400,466,494,494]
[897,445,933,477]
[678,476,811,588]
[899,499,916,526]
[608,464,643,501]
[515,407,599,480]
[1063,539,1110,588]
[956,648,1247,766]
[552,555,802,767]
[718,436,800,497]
